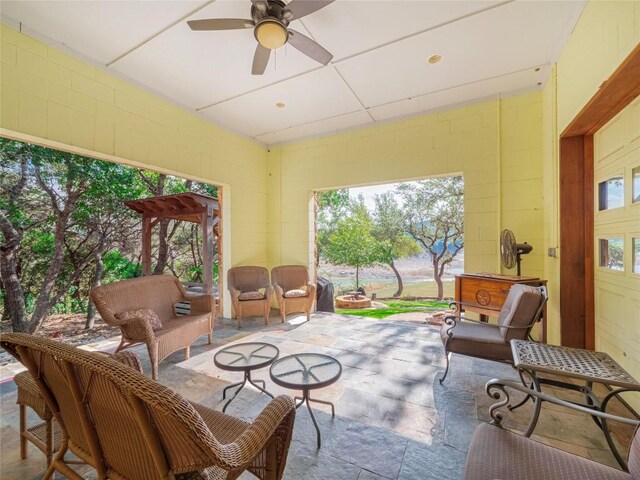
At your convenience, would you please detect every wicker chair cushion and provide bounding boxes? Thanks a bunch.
[465,423,630,480]
[238,291,265,301]
[283,289,307,298]
[115,308,163,331]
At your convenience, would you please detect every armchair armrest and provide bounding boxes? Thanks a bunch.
[219,395,296,468]
[485,378,640,427]
[113,315,156,343]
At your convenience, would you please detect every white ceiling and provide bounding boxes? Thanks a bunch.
[1,0,585,146]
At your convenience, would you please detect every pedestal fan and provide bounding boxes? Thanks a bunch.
[500,229,533,276]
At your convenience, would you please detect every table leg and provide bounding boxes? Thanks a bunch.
[294,389,331,448]
[246,371,274,399]
[600,387,637,471]
[524,371,542,437]
[223,381,244,400]
[222,377,247,412]
[509,369,535,412]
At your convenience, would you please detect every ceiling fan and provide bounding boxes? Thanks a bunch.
[187,0,334,75]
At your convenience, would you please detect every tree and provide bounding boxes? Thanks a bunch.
[324,199,380,289]
[396,177,464,299]
[316,189,351,267]
[371,193,421,297]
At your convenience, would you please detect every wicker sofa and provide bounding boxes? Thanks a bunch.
[2,333,296,480]
[90,275,214,380]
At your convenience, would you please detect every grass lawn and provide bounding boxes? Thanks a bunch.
[336,299,449,319]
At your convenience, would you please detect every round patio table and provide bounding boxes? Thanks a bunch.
[214,342,279,412]
[269,353,342,448]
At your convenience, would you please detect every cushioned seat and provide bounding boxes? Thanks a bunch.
[227,266,274,327]
[271,265,316,322]
[439,284,547,384]
[466,423,635,480]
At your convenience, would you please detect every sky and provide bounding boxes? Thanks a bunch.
[349,182,406,210]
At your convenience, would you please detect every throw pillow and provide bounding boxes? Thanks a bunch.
[174,300,192,316]
[284,289,307,298]
[115,308,162,331]
[238,291,265,301]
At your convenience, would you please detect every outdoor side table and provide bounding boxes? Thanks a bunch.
[214,342,279,412]
[270,353,342,448]
[510,338,640,470]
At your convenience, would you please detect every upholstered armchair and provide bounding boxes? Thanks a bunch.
[466,378,639,479]
[440,283,547,384]
[227,266,274,327]
[90,275,215,380]
[271,265,316,322]
[2,333,297,480]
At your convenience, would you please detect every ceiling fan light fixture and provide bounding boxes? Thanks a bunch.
[255,19,288,49]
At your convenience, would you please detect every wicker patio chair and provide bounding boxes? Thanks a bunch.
[440,284,547,384]
[466,379,639,479]
[90,275,215,380]
[227,266,274,327]
[271,265,316,323]
[1,333,296,480]
[14,350,143,466]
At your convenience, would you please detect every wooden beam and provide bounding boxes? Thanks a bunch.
[201,212,214,300]
[560,136,586,347]
[562,43,640,137]
[142,216,152,276]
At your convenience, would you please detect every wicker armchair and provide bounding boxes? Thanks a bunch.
[466,379,639,479]
[227,266,274,327]
[14,350,141,466]
[271,265,316,323]
[1,333,296,480]
[440,284,547,384]
[90,275,215,380]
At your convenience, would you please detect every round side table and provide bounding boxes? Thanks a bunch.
[214,342,279,412]
[270,353,342,448]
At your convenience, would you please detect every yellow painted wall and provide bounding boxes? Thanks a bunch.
[499,93,544,280]
[542,1,640,409]
[268,94,545,292]
[0,24,270,316]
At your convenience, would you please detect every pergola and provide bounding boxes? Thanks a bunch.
[124,192,221,297]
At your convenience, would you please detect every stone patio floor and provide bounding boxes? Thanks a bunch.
[1,312,636,479]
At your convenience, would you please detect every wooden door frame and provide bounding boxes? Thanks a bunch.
[559,43,640,349]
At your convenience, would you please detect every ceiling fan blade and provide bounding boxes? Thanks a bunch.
[285,0,334,20]
[187,18,254,31]
[287,29,333,65]
[252,44,271,75]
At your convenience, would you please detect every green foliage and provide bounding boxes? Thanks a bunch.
[324,199,382,288]
[102,250,142,282]
[396,176,464,299]
[0,137,221,329]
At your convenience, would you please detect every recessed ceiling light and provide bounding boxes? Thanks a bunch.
[275,102,286,109]
[427,54,443,64]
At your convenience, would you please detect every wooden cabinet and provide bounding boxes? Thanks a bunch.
[454,273,548,342]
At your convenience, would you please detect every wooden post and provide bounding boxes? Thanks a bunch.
[142,216,152,276]
[202,209,214,298]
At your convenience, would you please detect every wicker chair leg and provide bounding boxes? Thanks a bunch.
[19,404,27,459]
[439,352,451,385]
[46,415,53,465]
[148,343,159,381]
[184,346,190,360]
[208,333,212,345]
[114,338,127,353]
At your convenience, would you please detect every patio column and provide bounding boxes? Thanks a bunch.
[142,215,152,276]
[201,208,215,295]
